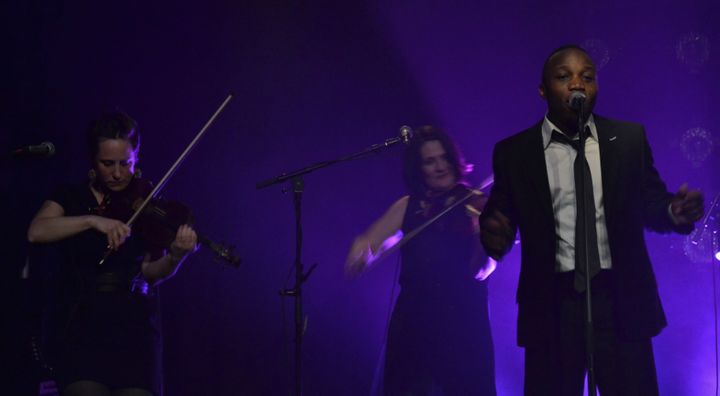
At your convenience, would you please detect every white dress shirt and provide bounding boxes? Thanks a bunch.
[542,115,613,272]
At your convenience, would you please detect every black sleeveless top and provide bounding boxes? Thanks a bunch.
[399,184,487,296]
[49,182,150,300]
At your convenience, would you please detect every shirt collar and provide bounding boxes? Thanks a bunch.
[542,113,598,149]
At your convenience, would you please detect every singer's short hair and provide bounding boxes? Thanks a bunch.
[86,110,140,161]
[541,44,593,87]
[402,126,469,196]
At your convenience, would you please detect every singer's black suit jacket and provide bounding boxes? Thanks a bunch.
[481,115,692,347]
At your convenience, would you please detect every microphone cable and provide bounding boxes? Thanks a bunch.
[714,233,719,396]
[706,195,719,396]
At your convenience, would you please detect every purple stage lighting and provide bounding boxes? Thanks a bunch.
[680,127,715,168]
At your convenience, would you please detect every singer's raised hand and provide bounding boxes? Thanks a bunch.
[670,183,705,226]
[480,209,514,261]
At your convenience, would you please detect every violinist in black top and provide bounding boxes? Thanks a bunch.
[27,111,197,396]
[345,126,497,396]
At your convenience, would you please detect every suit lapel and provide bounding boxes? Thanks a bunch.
[521,122,554,219]
[595,115,619,214]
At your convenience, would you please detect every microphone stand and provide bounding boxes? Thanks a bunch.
[577,105,598,396]
[256,129,410,396]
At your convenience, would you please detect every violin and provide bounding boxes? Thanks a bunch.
[418,184,486,219]
[96,94,237,266]
[96,178,241,267]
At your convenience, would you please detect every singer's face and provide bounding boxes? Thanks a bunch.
[94,138,137,192]
[540,48,597,131]
[421,140,456,193]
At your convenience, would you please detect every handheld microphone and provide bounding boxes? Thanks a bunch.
[568,91,586,111]
[11,142,56,158]
[399,125,413,144]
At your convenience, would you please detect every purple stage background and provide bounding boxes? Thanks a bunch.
[4,0,719,395]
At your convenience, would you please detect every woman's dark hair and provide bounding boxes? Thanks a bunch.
[86,110,140,162]
[402,125,469,196]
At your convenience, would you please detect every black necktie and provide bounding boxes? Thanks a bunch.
[551,130,601,292]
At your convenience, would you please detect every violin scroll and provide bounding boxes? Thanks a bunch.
[200,236,241,267]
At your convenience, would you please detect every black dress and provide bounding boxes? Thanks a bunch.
[383,184,497,396]
[43,182,162,395]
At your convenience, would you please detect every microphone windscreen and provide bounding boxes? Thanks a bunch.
[568,92,586,110]
[399,125,413,144]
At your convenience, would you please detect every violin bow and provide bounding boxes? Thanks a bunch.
[368,174,494,266]
[99,93,234,265]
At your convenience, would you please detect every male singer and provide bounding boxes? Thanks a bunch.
[480,45,704,395]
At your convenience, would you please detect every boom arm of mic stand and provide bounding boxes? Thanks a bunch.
[255,135,405,190]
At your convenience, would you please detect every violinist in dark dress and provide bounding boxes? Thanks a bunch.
[27,111,198,396]
[345,126,497,396]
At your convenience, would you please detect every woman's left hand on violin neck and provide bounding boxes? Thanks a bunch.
[169,224,199,262]
[142,224,198,284]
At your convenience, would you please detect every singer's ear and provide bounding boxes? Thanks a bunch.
[538,83,546,100]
